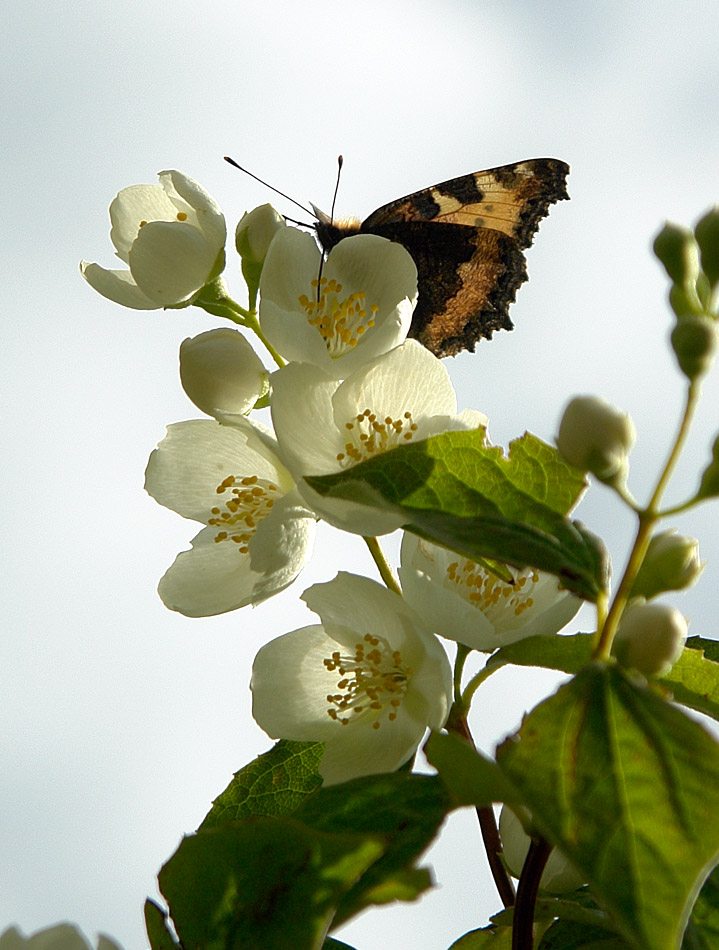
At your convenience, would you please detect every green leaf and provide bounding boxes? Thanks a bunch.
[322,939,359,950]
[538,918,630,949]
[485,632,595,676]
[682,864,719,949]
[424,731,519,807]
[199,740,324,828]
[144,899,180,950]
[686,637,719,663]
[158,818,385,950]
[496,663,719,950]
[293,772,450,925]
[662,645,719,722]
[306,430,607,602]
[447,925,514,949]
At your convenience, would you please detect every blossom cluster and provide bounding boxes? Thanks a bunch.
[80,170,582,785]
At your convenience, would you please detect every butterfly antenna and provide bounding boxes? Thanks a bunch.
[223,156,313,217]
[330,154,343,224]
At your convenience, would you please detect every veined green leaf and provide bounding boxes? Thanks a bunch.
[199,739,323,828]
[306,430,607,602]
[496,664,719,950]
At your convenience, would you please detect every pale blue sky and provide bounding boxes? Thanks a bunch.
[3,1,719,947]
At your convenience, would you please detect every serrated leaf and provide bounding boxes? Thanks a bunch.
[306,430,607,602]
[496,664,719,950]
[158,818,384,950]
[293,772,450,926]
[424,731,519,807]
[662,646,719,722]
[144,899,180,950]
[447,925,514,948]
[682,864,719,949]
[686,636,719,663]
[199,740,324,828]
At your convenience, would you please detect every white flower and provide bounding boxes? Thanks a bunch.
[259,228,418,377]
[144,418,316,617]
[0,924,122,950]
[399,534,581,652]
[81,170,226,309]
[270,340,487,535]
[250,572,452,785]
[179,328,268,420]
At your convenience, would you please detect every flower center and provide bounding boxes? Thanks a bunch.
[208,474,280,554]
[298,276,378,357]
[323,633,412,730]
[335,408,419,466]
[446,560,539,620]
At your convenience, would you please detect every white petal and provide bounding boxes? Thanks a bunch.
[259,228,323,312]
[144,419,293,523]
[79,261,159,309]
[270,363,346,474]
[332,340,458,427]
[248,490,317,576]
[109,184,179,259]
[158,169,226,251]
[128,220,218,305]
[157,523,300,617]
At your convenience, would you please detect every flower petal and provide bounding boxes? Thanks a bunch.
[128,220,219,305]
[158,169,226,250]
[79,262,159,309]
[109,183,179,260]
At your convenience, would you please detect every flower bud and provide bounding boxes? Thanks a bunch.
[630,530,703,600]
[235,204,285,265]
[668,284,703,319]
[556,395,636,484]
[670,314,718,380]
[613,603,688,677]
[653,222,700,287]
[694,206,719,288]
[179,328,268,419]
[498,806,585,895]
[698,435,719,500]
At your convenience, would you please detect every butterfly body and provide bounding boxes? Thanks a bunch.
[314,158,569,357]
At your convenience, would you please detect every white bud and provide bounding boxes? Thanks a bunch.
[556,395,636,484]
[499,805,585,895]
[235,204,285,265]
[631,530,703,600]
[613,602,688,677]
[179,328,268,419]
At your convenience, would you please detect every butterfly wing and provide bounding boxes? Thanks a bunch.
[360,158,569,356]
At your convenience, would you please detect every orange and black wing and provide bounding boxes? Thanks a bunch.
[359,158,569,357]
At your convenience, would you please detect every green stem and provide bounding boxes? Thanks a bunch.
[459,660,500,715]
[242,310,286,368]
[453,644,470,705]
[593,379,701,660]
[363,536,402,595]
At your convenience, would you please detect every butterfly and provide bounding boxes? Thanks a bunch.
[312,158,569,358]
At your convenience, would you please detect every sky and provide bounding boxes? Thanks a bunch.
[2,0,719,947]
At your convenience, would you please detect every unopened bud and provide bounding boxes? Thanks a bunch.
[695,207,719,288]
[498,806,585,895]
[631,530,703,600]
[556,395,636,484]
[670,315,718,380]
[235,204,285,265]
[698,435,719,500]
[613,603,688,677]
[180,328,268,419]
[669,284,703,319]
[653,223,700,287]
